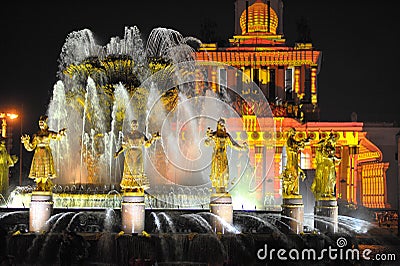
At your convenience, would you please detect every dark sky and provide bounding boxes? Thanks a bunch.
[1,0,399,140]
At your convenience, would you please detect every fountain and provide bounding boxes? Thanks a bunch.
[1,25,395,265]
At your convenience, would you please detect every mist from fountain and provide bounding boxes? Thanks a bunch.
[141,70,270,208]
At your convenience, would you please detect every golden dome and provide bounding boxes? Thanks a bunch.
[240,0,279,35]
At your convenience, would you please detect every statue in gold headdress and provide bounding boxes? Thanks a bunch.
[281,127,309,198]
[21,115,66,191]
[205,118,248,193]
[0,137,18,196]
[114,120,160,193]
[311,132,341,200]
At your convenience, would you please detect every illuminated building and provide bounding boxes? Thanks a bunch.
[196,0,391,209]
[197,0,320,122]
[363,123,400,209]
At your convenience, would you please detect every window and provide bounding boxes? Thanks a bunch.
[285,68,293,101]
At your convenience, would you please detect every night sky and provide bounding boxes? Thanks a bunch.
[1,0,399,142]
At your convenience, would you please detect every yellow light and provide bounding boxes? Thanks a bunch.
[7,113,18,120]
[310,68,318,105]
[0,112,18,119]
[294,68,300,94]
[311,68,317,93]
[1,112,19,138]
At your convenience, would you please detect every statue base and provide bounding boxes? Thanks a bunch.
[210,193,233,234]
[121,191,145,234]
[314,198,338,233]
[29,191,53,233]
[281,197,304,234]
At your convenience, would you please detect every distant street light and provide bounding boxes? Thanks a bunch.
[1,112,19,138]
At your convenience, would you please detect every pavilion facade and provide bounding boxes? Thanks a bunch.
[195,0,390,209]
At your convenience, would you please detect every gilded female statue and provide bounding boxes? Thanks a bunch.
[114,120,160,193]
[281,127,309,197]
[311,133,341,200]
[205,118,247,193]
[21,115,66,191]
[0,137,18,196]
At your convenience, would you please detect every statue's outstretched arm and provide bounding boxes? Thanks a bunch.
[228,133,248,151]
[50,128,66,140]
[204,128,215,147]
[57,128,67,139]
[21,134,36,151]
[144,132,160,148]
[114,145,126,158]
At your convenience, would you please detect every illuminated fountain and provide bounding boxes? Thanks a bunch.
[7,25,273,233]
[0,25,383,265]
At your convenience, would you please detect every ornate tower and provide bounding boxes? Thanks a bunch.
[234,0,284,36]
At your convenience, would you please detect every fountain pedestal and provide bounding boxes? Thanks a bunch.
[210,192,233,233]
[121,191,145,234]
[281,197,304,234]
[29,191,53,233]
[314,198,338,233]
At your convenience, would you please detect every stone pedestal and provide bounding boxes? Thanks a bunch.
[29,191,53,233]
[121,192,145,234]
[281,197,304,234]
[314,198,338,233]
[210,193,233,233]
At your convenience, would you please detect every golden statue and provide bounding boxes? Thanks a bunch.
[21,115,66,191]
[281,128,309,198]
[311,133,341,200]
[205,118,248,193]
[114,120,160,193]
[0,137,18,196]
